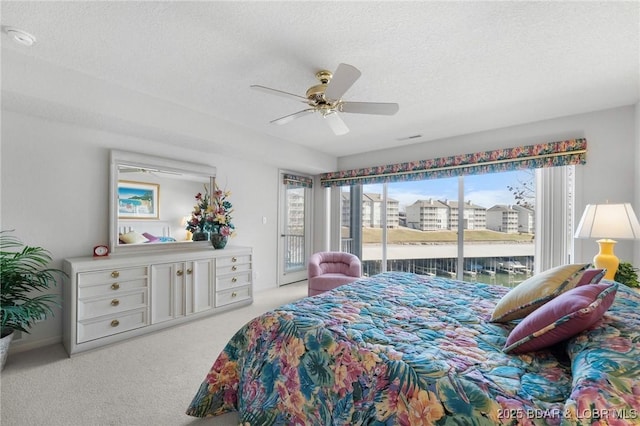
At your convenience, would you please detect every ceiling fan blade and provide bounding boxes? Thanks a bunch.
[324,63,361,100]
[251,85,308,102]
[339,101,399,115]
[323,112,349,135]
[270,108,316,125]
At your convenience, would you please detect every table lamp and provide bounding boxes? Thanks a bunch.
[574,203,640,280]
[181,216,193,241]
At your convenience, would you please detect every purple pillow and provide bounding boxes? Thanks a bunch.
[575,268,605,286]
[503,282,618,354]
[142,232,160,243]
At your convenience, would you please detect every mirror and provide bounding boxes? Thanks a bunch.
[109,149,217,254]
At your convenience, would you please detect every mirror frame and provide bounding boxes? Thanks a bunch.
[109,149,217,255]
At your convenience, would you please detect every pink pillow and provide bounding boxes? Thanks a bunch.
[503,282,618,354]
[575,268,605,286]
[142,232,160,243]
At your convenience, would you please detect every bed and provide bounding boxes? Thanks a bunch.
[186,272,640,425]
[118,220,176,244]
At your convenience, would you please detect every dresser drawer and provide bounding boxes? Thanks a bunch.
[77,266,148,286]
[216,261,251,276]
[78,278,148,299]
[78,291,147,320]
[216,254,251,269]
[77,308,148,343]
[216,271,252,291]
[216,285,251,307]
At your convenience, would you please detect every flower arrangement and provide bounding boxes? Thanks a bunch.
[186,183,235,238]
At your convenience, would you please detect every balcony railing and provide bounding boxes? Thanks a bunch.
[284,234,305,270]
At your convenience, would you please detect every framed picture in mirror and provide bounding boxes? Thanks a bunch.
[118,180,160,219]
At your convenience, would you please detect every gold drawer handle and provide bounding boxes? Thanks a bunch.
[177,270,184,276]
[110,319,120,327]
[231,292,237,298]
[231,277,237,283]
[187,268,193,275]
[231,257,237,262]
[111,283,120,290]
[111,299,120,306]
[111,271,120,278]
[231,265,237,271]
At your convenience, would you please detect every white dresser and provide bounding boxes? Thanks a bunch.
[63,246,252,355]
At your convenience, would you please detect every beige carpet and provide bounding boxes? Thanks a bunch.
[1,281,309,426]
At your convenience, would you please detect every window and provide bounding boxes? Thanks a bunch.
[339,167,573,286]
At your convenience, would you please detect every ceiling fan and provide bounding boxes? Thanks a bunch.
[251,63,399,135]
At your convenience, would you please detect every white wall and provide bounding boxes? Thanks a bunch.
[337,105,638,266]
[0,110,296,351]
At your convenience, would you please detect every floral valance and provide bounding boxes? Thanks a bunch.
[283,173,313,188]
[320,138,587,187]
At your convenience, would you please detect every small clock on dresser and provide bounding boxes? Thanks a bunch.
[93,245,109,257]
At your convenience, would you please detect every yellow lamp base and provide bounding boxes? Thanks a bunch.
[593,239,619,281]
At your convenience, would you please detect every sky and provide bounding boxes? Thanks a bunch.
[362,170,535,211]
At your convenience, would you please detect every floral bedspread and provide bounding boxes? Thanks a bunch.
[186,272,640,425]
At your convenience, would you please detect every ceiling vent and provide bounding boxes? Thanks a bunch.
[397,134,422,141]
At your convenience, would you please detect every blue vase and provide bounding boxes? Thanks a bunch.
[211,234,228,249]
[192,231,207,241]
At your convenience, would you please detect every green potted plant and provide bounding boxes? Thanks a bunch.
[1,231,65,370]
[615,261,639,289]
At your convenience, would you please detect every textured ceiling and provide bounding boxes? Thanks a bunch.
[1,1,639,160]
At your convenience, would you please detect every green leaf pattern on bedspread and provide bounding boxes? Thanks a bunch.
[562,284,640,426]
[186,272,640,425]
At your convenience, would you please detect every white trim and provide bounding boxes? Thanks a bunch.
[535,166,574,272]
[8,335,62,355]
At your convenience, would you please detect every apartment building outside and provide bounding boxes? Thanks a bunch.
[341,192,400,228]
[405,199,449,231]
[406,199,490,231]
[341,192,531,233]
[444,200,487,230]
[512,204,535,233]
[486,205,520,233]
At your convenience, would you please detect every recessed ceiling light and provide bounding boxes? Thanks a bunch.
[3,26,36,47]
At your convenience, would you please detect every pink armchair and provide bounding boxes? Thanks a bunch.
[307,251,362,296]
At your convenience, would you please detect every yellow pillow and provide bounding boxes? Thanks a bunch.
[490,263,590,323]
[119,231,149,244]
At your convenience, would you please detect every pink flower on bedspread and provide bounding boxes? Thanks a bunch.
[205,354,239,408]
[240,378,263,404]
[376,383,401,420]
[281,362,301,394]
[275,381,306,421]
[567,386,612,419]
[538,366,569,383]
[206,354,238,387]
[606,336,633,353]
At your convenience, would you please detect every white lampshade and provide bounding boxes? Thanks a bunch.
[574,203,640,240]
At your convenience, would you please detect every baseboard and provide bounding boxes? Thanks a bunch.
[8,335,62,355]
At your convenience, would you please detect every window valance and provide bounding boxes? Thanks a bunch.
[320,138,587,187]
[283,173,313,188]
